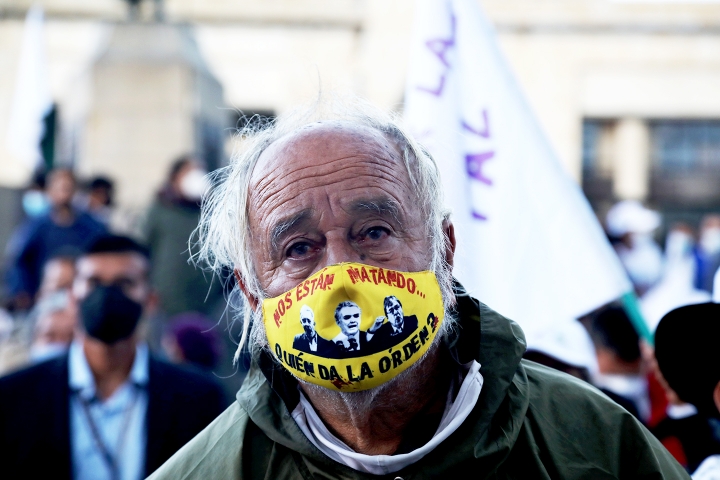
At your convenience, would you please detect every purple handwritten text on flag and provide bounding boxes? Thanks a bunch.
[462,110,490,138]
[417,75,447,97]
[466,151,494,186]
[415,10,456,97]
[471,210,488,221]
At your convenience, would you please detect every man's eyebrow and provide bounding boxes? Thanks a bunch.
[270,209,313,254]
[349,198,403,225]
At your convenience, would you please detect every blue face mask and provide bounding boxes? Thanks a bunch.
[22,190,49,217]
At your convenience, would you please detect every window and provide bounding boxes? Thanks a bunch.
[582,120,604,172]
[650,120,720,173]
[581,119,614,209]
[649,120,720,208]
[582,119,615,177]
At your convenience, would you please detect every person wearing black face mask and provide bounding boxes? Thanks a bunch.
[0,235,228,480]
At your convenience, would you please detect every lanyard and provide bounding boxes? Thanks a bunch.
[77,385,141,480]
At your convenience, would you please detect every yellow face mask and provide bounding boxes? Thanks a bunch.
[262,263,444,392]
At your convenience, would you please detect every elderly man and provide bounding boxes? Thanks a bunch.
[150,100,687,479]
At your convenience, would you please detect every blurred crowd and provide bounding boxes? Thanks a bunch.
[0,155,248,478]
[0,156,235,385]
[523,199,720,476]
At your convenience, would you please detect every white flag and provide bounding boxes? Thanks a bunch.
[403,0,632,334]
[6,4,52,168]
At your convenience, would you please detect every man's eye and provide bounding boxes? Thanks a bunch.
[364,227,389,241]
[287,242,313,259]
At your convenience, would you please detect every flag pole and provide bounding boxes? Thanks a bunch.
[620,291,653,346]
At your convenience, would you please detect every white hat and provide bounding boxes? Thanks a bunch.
[606,200,661,237]
[525,320,599,374]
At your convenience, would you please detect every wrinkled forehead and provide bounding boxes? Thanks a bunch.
[250,122,406,186]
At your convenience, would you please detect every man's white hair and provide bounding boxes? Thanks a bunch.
[192,95,454,361]
[300,305,314,322]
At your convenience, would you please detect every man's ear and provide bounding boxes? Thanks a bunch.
[235,269,259,311]
[713,380,720,414]
[442,218,456,268]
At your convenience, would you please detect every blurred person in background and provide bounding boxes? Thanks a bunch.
[0,252,77,374]
[36,250,77,300]
[2,169,48,310]
[665,223,697,267]
[5,168,106,310]
[143,155,223,317]
[524,319,642,419]
[695,215,720,294]
[647,333,720,475]
[0,306,17,374]
[606,200,664,297]
[76,176,115,228]
[587,305,650,422]
[0,235,227,479]
[655,303,720,479]
[161,312,221,372]
[642,222,711,331]
[28,289,77,363]
[20,169,49,219]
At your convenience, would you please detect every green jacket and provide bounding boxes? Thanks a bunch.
[148,291,689,479]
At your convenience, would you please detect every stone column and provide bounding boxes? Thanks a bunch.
[612,117,650,201]
[78,21,227,219]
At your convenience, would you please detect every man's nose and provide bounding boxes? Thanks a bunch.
[324,237,363,266]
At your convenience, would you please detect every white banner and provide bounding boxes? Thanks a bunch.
[403,0,632,333]
[6,4,52,168]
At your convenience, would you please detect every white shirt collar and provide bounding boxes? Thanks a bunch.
[292,360,483,475]
[68,340,149,400]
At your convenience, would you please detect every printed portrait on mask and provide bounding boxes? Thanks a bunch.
[292,305,338,356]
[367,296,420,352]
[263,263,444,391]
